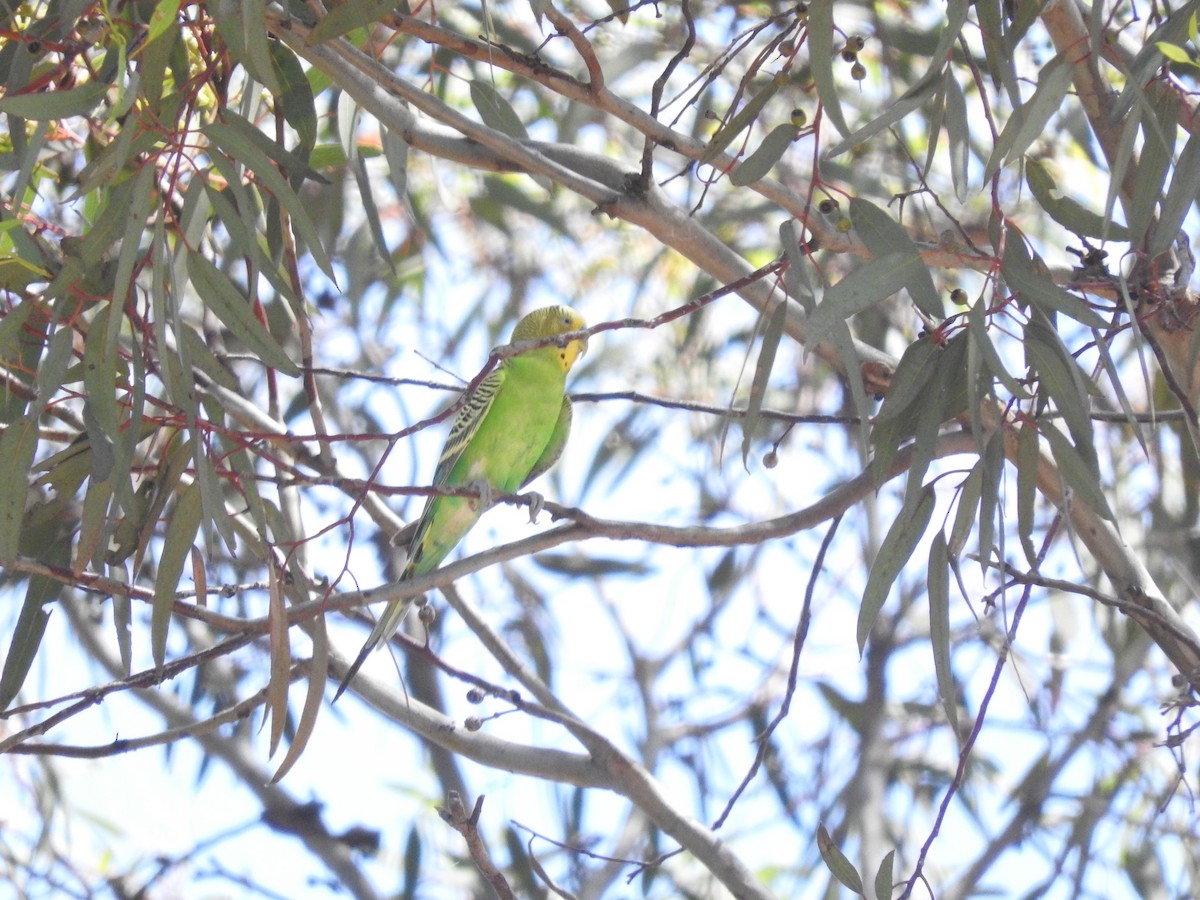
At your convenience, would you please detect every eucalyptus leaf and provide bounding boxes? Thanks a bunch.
[0,574,57,710]
[731,124,797,186]
[186,251,301,377]
[469,79,530,141]
[817,825,865,893]
[859,484,936,652]
[741,301,787,468]
[927,534,959,739]
[807,2,848,136]
[1001,238,1108,329]
[151,481,204,671]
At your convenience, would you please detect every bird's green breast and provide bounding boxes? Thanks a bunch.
[450,351,567,492]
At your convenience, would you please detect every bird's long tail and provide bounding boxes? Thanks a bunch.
[332,595,414,702]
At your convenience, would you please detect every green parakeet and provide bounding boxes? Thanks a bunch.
[335,306,587,699]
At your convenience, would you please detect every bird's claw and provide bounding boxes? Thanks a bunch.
[467,478,493,512]
[526,491,544,523]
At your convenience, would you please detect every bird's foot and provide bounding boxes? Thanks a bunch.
[524,491,545,523]
[466,478,493,512]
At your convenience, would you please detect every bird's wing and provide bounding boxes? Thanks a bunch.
[430,366,506,487]
[521,396,572,489]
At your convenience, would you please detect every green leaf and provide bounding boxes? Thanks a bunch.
[984,55,1072,181]
[944,70,970,200]
[204,120,335,279]
[806,3,848,136]
[874,849,897,900]
[0,574,58,710]
[948,461,984,558]
[903,333,969,492]
[186,251,302,377]
[241,0,282,96]
[859,484,936,652]
[869,337,941,482]
[874,338,940,425]
[269,42,318,161]
[77,473,115,573]
[151,481,204,671]
[1001,237,1108,329]
[976,432,1004,568]
[1153,130,1200,256]
[967,295,1029,400]
[1016,421,1039,565]
[145,0,184,48]
[1156,41,1196,64]
[1024,316,1095,458]
[730,124,797,186]
[469,79,530,141]
[1127,93,1177,247]
[817,824,865,893]
[928,534,959,740]
[209,112,327,186]
[0,82,109,119]
[0,413,39,565]
[700,74,786,164]
[1024,157,1130,241]
[823,73,940,159]
[81,308,121,482]
[807,252,917,346]
[849,198,941,318]
[1039,420,1115,520]
[308,0,396,43]
[742,301,787,468]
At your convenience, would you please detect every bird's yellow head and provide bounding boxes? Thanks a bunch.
[511,305,588,373]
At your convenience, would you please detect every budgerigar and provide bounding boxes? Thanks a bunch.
[335,306,587,699]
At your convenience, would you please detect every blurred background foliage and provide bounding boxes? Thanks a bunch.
[2,0,1200,897]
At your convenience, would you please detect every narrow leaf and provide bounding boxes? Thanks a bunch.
[984,55,1072,180]
[928,534,959,739]
[849,198,941,318]
[1001,238,1108,329]
[817,824,865,893]
[1153,130,1200,256]
[823,75,939,159]
[948,461,984,557]
[151,482,204,671]
[944,70,970,200]
[271,613,328,783]
[0,82,109,119]
[701,74,785,164]
[742,301,787,468]
[308,0,396,43]
[859,484,936,652]
[730,124,797,186]
[1016,421,1039,566]
[807,3,849,136]
[1040,420,1115,520]
[0,575,57,710]
[266,563,291,756]
[808,252,917,345]
[874,338,940,425]
[269,42,318,161]
[1024,157,1130,241]
[874,849,897,900]
[186,251,301,376]
[204,121,335,278]
[469,79,530,140]
[0,414,39,565]
[1024,317,1095,461]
